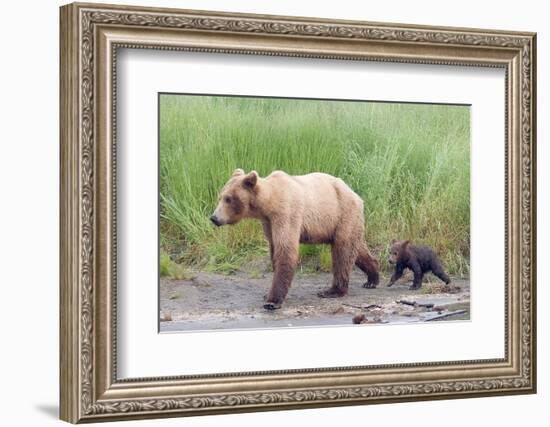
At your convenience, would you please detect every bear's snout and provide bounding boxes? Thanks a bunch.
[210,214,222,227]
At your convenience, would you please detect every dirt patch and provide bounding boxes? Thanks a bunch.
[160,270,470,332]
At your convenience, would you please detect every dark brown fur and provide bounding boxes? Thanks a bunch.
[387,240,450,290]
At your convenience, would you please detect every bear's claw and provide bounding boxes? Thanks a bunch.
[317,288,346,298]
[362,282,378,289]
[264,302,282,310]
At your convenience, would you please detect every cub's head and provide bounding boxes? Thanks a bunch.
[210,169,259,227]
[388,239,410,264]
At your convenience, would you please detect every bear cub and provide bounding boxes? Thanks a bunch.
[387,240,450,290]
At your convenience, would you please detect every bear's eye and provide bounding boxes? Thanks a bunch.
[224,196,231,204]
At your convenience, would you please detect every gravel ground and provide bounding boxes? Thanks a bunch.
[160,270,470,332]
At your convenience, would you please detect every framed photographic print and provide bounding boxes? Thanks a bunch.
[59,2,537,423]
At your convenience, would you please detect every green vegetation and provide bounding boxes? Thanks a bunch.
[159,249,195,280]
[160,95,470,276]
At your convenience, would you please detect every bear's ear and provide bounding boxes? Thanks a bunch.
[243,171,258,189]
[402,240,411,248]
[391,239,397,245]
[232,168,245,177]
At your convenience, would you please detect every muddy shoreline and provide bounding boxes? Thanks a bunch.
[160,270,470,332]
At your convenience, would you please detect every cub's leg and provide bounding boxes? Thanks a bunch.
[431,259,451,284]
[387,264,405,287]
[409,263,424,290]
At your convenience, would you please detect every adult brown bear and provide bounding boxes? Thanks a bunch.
[211,169,380,310]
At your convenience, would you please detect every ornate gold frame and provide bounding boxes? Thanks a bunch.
[59,2,537,423]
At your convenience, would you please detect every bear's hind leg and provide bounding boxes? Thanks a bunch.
[409,262,424,290]
[431,260,451,285]
[318,240,357,298]
[356,243,380,288]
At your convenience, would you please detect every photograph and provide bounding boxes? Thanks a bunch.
[57,2,536,422]
[159,94,471,332]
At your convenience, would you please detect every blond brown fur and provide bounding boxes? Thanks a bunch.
[211,169,380,309]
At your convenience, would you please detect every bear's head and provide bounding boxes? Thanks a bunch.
[210,169,259,226]
[388,239,410,264]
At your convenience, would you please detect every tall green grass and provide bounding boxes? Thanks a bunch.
[160,95,470,276]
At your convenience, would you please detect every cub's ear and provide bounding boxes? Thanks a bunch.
[402,240,411,248]
[391,239,397,245]
[243,170,258,189]
[232,168,245,177]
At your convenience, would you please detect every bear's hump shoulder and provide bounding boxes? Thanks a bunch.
[265,170,294,184]
[266,170,288,178]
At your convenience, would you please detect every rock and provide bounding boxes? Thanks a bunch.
[352,314,366,324]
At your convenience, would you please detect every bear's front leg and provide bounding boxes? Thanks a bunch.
[387,264,405,287]
[261,220,275,270]
[264,230,299,310]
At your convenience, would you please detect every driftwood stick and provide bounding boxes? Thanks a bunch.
[397,299,417,306]
[418,303,435,309]
[343,303,382,310]
[424,309,467,322]
[396,300,434,309]
[342,303,363,310]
